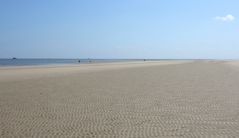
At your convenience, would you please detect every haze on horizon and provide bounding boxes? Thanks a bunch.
[0,0,238,59]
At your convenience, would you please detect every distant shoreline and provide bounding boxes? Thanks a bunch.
[0,58,196,67]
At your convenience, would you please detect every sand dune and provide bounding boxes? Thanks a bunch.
[1,61,239,137]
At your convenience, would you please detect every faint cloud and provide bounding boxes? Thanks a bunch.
[215,14,235,22]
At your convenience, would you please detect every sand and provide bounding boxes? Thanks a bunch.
[1,61,239,137]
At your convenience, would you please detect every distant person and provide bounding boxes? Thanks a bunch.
[88,58,92,63]
[78,60,80,63]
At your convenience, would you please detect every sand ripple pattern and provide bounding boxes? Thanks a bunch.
[1,62,239,137]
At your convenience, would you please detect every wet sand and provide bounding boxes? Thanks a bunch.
[1,61,239,137]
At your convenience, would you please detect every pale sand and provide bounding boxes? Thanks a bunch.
[1,61,239,137]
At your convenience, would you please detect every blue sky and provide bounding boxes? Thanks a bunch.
[0,0,238,59]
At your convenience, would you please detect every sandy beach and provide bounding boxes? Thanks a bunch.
[1,61,239,137]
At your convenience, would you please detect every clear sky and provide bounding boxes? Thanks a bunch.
[0,0,238,59]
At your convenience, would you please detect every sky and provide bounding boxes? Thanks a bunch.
[0,0,238,59]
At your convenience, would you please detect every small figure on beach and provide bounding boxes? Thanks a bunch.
[12,57,17,60]
[144,59,146,61]
[78,60,81,63]
[88,58,92,63]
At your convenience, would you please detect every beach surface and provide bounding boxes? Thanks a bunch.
[1,61,239,137]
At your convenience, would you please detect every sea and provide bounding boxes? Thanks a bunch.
[0,59,149,67]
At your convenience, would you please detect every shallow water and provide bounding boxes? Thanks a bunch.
[0,59,147,67]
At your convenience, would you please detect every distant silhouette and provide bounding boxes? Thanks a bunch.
[78,60,81,63]
[88,58,92,63]
[12,57,17,60]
